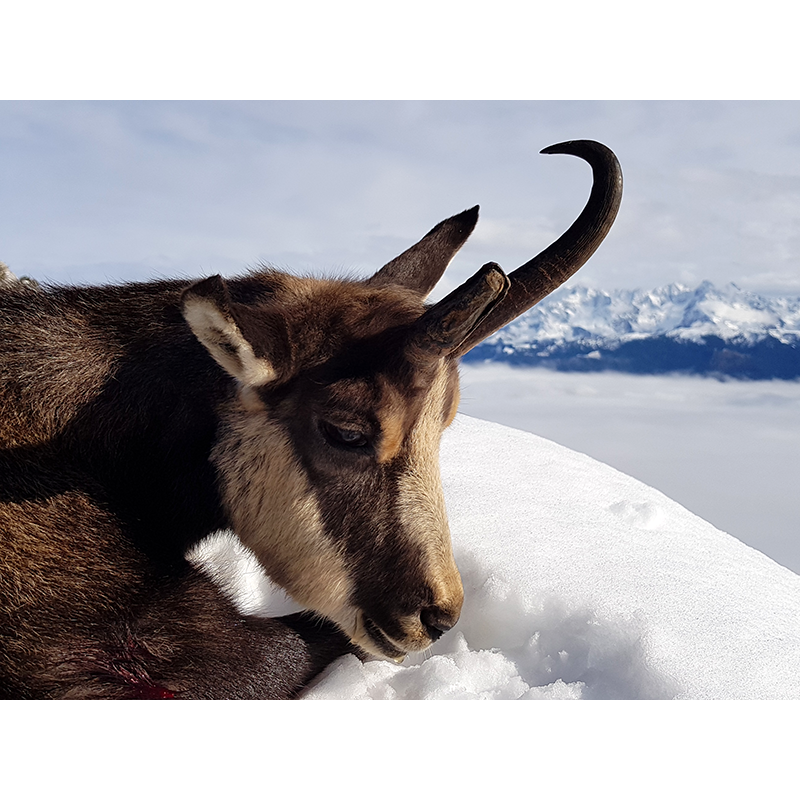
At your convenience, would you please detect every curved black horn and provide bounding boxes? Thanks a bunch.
[453,140,622,356]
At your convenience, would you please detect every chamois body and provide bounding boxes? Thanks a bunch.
[0,140,622,699]
[1,279,229,563]
[0,275,377,697]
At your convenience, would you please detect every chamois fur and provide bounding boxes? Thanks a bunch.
[0,140,623,699]
[1,269,474,697]
[1,273,377,698]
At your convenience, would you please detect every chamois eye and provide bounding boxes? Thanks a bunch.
[321,422,369,450]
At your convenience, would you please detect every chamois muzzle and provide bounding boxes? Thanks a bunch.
[358,592,464,659]
[420,605,459,642]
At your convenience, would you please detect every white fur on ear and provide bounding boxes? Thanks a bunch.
[182,295,276,387]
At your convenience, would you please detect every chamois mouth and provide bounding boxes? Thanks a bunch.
[362,616,407,661]
[348,608,444,661]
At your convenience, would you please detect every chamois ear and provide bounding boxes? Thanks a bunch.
[181,275,277,387]
[367,206,479,297]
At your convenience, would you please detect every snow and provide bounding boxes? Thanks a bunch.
[195,414,800,700]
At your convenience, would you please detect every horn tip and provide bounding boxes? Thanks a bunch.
[540,141,571,155]
[476,262,510,297]
[540,139,616,161]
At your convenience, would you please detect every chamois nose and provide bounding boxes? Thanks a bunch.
[420,606,458,642]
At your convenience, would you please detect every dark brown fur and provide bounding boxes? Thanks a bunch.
[0,271,455,697]
[1,141,622,698]
[0,274,378,698]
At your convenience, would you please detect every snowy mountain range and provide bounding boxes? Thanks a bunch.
[463,281,800,379]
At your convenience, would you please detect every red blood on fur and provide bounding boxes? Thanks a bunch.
[131,685,175,699]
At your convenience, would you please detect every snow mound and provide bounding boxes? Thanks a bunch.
[195,415,800,699]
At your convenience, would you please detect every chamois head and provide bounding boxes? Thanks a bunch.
[181,140,622,659]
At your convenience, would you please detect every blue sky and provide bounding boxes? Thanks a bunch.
[3,101,800,298]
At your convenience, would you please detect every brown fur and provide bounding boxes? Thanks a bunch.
[0,266,469,694]
[197,277,466,657]
[1,143,621,696]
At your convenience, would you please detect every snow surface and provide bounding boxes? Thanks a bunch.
[194,415,800,700]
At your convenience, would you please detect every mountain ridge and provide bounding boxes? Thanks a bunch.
[463,281,800,379]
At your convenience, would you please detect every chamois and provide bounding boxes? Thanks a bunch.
[0,140,622,699]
